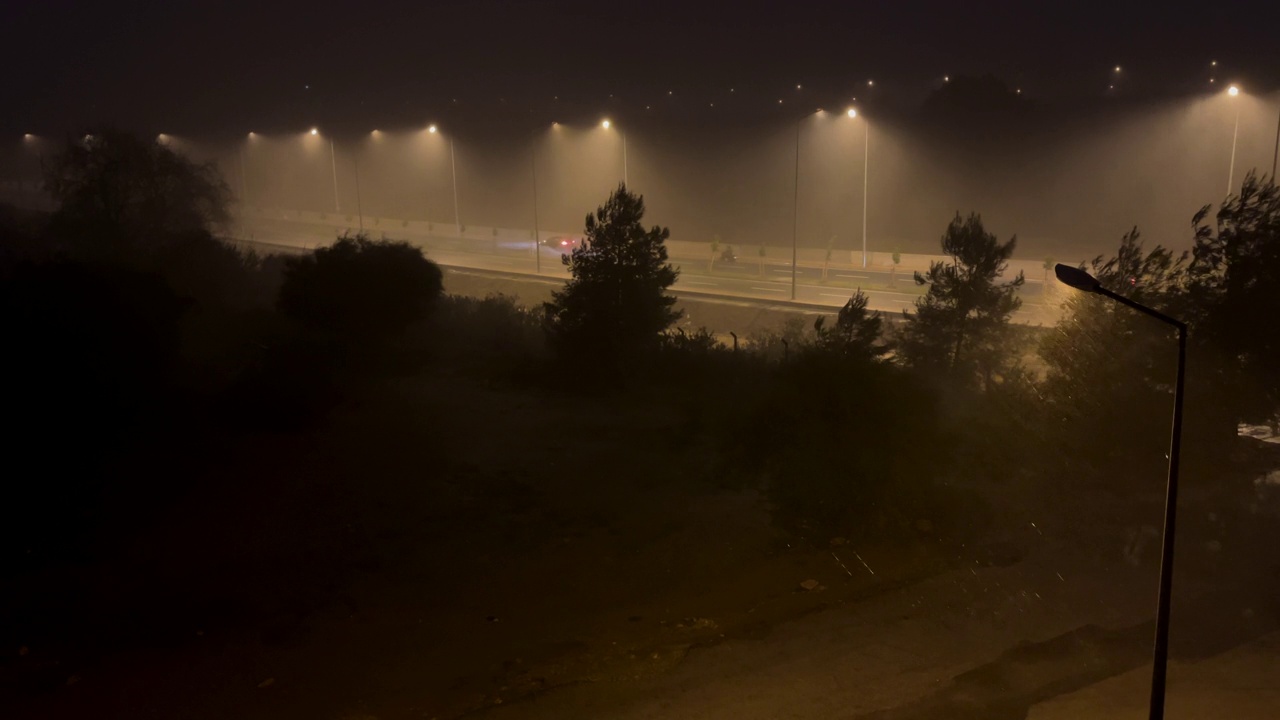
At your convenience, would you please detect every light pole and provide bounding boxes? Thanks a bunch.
[601,119,627,187]
[1271,101,1279,182]
[1054,263,1187,720]
[531,131,541,273]
[843,108,871,268]
[238,142,250,209]
[353,152,364,232]
[791,118,802,301]
[862,117,869,268]
[1227,85,1241,194]
[312,129,340,215]
[449,137,461,237]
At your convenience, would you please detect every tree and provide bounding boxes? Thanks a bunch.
[822,235,836,281]
[1042,256,1055,288]
[811,290,886,361]
[44,129,230,245]
[542,185,680,362]
[278,233,443,344]
[896,213,1024,387]
[710,234,721,273]
[890,249,902,287]
[1185,172,1280,433]
[1038,229,1187,470]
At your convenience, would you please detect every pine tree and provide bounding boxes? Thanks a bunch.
[543,185,679,362]
[897,212,1024,388]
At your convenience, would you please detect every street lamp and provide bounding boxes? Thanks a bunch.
[1054,263,1187,720]
[1226,85,1241,193]
[601,119,627,186]
[845,108,871,268]
[306,128,340,213]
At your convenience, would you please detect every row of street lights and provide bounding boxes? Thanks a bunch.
[274,111,870,289]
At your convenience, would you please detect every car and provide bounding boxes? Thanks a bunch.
[540,235,581,252]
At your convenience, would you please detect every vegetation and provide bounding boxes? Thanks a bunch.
[896,212,1025,389]
[278,232,443,345]
[5,130,1280,718]
[542,184,680,365]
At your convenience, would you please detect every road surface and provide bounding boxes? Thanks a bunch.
[235,217,1055,324]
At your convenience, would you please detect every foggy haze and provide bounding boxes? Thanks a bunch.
[10,89,1275,262]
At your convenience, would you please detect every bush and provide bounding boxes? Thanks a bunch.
[713,355,948,534]
[424,293,547,375]
[278,233,443,345]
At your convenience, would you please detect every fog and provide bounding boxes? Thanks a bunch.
[5,91,1277,263]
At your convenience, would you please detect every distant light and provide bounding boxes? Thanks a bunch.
[1114,65,1122,72]
[1016,88,1022,94]
[709,102,715,107]
[551,121,559,127]
[729,88,735,93]
[944,75,950,82]
[157,133,168,142]
[1109,85,1114,90]
[846,108,857,118]
[1210,60,1217,67]
[778,99,783,104]
[645,105,651,110]
[428,124,438,133]
[371,129,380,135]
[1210,78,1216,83]
[1228,85,1240,96]
[23,133,35,141]
[796,84,802,90]
[601,119,611,129]
[867,80,874,86]
[310,128,318,136]
[667,90,673,95]
[247,131,256,137]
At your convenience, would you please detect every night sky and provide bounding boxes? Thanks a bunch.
[5,0,1280,137]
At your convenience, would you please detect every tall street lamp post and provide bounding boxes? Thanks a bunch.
[1227,85,1241,193]
[1054,263,1188,720]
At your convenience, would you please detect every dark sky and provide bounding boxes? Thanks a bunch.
[4,0,1280,136]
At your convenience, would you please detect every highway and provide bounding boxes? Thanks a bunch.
[234,217,1055,325]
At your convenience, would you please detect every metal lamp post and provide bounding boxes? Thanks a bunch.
[1227,85,1241,194]
[1054,263,1187,720]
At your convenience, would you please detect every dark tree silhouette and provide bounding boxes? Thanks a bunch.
[543,185,679,362]
[811,290,886,361]
[1186,172,1280,434]
[44,129,230,244]
[1039,229,1188,466]
[897,212,1024,387]
[278,233,443,343]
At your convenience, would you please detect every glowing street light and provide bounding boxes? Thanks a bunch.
[1114,65,1122,73]
[1228,84,1240,97]
[1053,263,1187,720]
[310,127,319,136]
[846,108,857,118]
[428,124,438,133]
[600,119,610,129]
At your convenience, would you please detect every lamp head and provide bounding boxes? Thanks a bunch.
[1055,263,1101,292]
